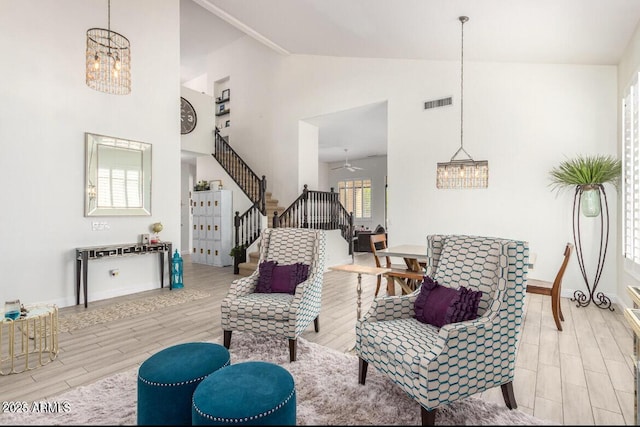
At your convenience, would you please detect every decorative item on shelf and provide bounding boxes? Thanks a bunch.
[86,0,131,95]
[194,180,210,191]
[221,88,230,100]
[548,154,622,310]
[4,299,20,320]
[436,16,488,190]
[210,180,222,190]
[150,222,163,243]
[171,250,184,289]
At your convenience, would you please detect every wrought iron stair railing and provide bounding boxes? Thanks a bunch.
[212,128,266,214]
[210,129,354,270]
[272,184,354,253]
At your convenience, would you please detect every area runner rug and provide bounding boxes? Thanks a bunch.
[57,289,211,332]
[0,333,550,425]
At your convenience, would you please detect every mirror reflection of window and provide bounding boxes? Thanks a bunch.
[96,146,143,208]
[85,132,152,216]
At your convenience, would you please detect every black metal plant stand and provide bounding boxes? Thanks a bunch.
[571,184,614,311]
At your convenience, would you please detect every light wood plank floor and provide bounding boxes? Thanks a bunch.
[0,253,635,425]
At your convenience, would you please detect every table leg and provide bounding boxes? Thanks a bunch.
[75,255,82,306]
[159,250,165,289]
[168,243,173,290]
[356,272,362,321]
[82,251,89,308]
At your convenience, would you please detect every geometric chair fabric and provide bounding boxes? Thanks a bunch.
[221,227,327,362]
[356,234,529,425]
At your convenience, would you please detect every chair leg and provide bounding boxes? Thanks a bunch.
[358,358,368,384]
[420,406,437,426]
[386,277,395,296]
[551,294,563,331]
[501,381,517,409]
[288,339,297,362]
[223,330,232,349]
[374,276,381,297]
[314,316,320,333]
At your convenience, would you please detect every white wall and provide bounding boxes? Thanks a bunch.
[202,37,619,301]
[298,121,319,190]
[181,87,215,155]
[0,0,181,307]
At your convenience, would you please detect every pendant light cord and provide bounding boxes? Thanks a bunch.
[460,16,466,151]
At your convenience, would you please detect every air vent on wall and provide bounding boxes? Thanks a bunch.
[424,97,453,110]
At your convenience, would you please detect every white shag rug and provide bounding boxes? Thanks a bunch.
[0,332,550,425]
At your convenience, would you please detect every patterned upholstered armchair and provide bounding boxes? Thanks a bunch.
[221,228,327,362]
[356,234,529,425]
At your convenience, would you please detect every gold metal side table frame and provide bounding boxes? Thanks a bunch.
[0,305,59,375]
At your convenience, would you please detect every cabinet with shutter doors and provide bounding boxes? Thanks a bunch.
[191,189,233,267]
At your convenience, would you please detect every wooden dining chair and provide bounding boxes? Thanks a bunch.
[369,234,424,296]
[526,242,573,331]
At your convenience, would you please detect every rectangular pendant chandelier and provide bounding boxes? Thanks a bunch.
[435,16,488,190]
[436,159,488,189]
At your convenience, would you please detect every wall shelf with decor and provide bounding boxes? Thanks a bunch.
[214,77,231,139]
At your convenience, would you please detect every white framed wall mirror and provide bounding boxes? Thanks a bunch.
[85,132,152,216]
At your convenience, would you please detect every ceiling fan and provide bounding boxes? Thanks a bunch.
[331,149,363,172]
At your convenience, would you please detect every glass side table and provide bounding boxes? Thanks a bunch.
[0,304,59,375]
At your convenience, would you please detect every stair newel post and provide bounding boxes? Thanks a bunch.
[302,184,309,228]
[232,211,242,274]
[272,210,279,228]
[330,187,337,229]
[260,176,267,214]
[349,212,355,257]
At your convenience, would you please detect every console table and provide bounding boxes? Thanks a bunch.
[75,241,173,308]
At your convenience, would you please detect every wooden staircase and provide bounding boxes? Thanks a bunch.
[211,129,353,277]
[237,192,285,277]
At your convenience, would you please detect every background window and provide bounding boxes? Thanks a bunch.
[338,179,371,219]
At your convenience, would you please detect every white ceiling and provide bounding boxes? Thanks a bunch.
[181,0,640,163]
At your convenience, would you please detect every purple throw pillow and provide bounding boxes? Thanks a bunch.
[414,276,482,328]
[255,260,278,293]
[271,264,299,293]
[255,261,310,295]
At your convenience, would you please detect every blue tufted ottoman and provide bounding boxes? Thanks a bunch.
[137,342,231,426]
[192,361,296,425]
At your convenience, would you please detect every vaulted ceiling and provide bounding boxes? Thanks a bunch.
[181,0,640,162]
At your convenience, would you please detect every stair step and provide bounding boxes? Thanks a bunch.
[238,261,258,277]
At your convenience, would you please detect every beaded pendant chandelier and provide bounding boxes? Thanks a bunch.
[86,0,131,95]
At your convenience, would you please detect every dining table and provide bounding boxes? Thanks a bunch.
[376,244,427,295]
